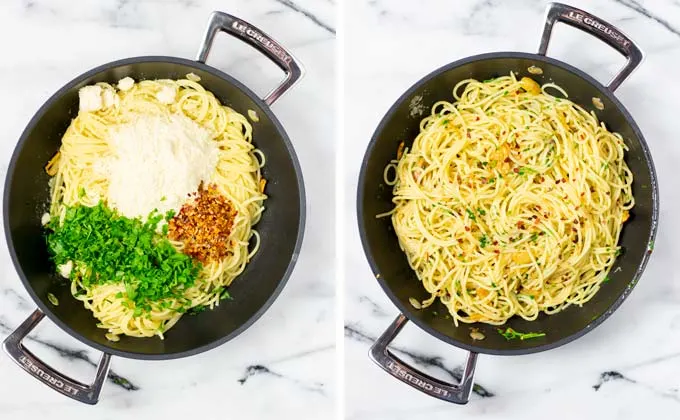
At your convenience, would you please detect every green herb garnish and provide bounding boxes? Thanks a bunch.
[220,288,233,301]
[466,209,476,221]
[497,327,545,341]
[477,208,486,216]
[480,235,489,248]
[46,203,201,312]
[518,167,536,176]
[602,276,611,283]
[530,232,538,243]
[188,305,208,315]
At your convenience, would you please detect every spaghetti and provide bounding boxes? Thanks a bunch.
[383,73,633,326]
[45,75,266,340]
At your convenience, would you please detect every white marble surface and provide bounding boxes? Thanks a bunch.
[345,0,678,419]
[0,0,335,419]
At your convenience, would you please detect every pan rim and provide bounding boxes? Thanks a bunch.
[3,55,306,360]
[357,51,659,356]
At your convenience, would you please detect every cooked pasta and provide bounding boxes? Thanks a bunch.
[382,73,633,326]
[45,75,266,340]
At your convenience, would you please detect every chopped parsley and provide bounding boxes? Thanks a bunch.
[530,232,538,243]
[602,276,611,283]
[480,235,489,248]
[497,327,545,341]
[46,202,201,313]
[477,207,486,216]
[518,167,536,176]
[466,209,476,221]
[188,305,208,315]
[615,248,623,257]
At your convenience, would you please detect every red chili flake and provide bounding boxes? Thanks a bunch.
[513,167,519,173]
[168,184,237,264]
[465,226,471,232]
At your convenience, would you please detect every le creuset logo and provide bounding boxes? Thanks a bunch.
[385,360,450,397]
[231,21,293,65]
[563,11,631,48]
[19,355,80,396]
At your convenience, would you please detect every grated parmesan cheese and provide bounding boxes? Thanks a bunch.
[156,85,177,104]
[102,113,218,220]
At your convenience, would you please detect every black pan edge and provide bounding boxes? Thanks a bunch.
[357,51,659,356]
[4,56,307,360]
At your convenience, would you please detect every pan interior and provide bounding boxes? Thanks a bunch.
[5,58,304,358]
[359,53,656,355]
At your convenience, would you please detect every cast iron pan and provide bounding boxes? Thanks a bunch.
[358,3,658,404]
[3,12,305,404]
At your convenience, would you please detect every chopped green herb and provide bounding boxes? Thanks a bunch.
[503,91,508,96]
[220,288,233,301]
[602,276,611,283]
[649,241,655,251]
[466,209,476,221]
[483,78,495,83]
[78,187,86,198]
[160,196,167,202]
[530,233,538,243]
[480,235,489,248]
[188,305,208,315]
[46,202,201,312]
[115,292,123,299]
[481,161,488,167]
[47,292,59,306]
[518,167,536,176]
[615,248,623,257]
[441,119,450,126]
[497,327,545,341]
[477,208,486,216]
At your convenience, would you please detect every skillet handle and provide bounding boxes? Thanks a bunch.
[2,309,112,405]
[369,314,478,404]
[196,11,305,106]
[538,2,643,91]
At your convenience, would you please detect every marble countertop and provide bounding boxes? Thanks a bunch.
[344,0,678,419]
[0,0,335,419]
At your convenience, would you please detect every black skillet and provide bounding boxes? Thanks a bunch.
[358,3,658,404]
[3,12,305,404]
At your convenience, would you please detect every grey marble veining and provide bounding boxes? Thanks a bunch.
[0,0,335,418]
[345,0,680,419]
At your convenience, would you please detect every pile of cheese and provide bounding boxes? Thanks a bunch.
[82,78,219,220]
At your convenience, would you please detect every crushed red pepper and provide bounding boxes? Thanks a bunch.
[168,184,237,264]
